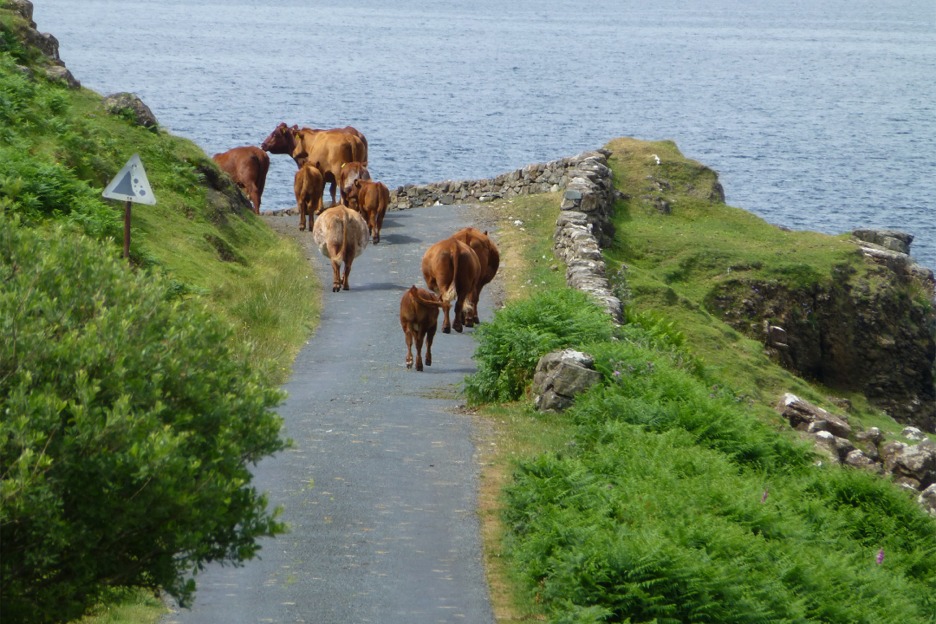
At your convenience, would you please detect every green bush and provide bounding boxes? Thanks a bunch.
[0,146,120,239]
[464,288,614,404]
[0,214,287,624]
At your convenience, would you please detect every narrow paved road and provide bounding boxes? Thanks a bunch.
[164,205,496,624]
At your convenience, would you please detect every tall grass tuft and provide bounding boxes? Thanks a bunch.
[464,288,614,404]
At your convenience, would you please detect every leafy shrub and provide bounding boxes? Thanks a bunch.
[464,288,614,404]
[0,147,120,239]
[0,215,287,624]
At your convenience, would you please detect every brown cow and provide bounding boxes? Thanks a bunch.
[338,161,370,208]
[211,146,270,214]
[334,126,369,158]
[421,237,481,334]
[399,285,445,371]
[351,179,390,244]
[312,205,369,292]
[450,227,500,325]
[261,123,367,205]
[293,162,324,232]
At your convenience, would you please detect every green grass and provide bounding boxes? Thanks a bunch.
[1,8,319,388]
[478,294,936,623]
[71,589,167,624]
[602,137,908,428]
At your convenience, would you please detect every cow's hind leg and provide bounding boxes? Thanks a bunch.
[414,329,427,371]
[469,290,481,326]
[463,300,476,329]
[341,258,353,291]
[247,184,261,214]
[425,323,436,367]
[331,260,342,292]
[441,302,452,334]
[452,297,465,333]
[405,327,415,369]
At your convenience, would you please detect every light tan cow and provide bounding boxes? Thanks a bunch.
[312,205,369,292]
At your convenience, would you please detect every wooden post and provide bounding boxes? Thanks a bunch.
[123,199,131,260]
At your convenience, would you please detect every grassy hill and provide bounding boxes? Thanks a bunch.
[0,4,319,381]
[471,143,936,622]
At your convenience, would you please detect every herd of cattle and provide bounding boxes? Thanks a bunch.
[210,123,500,371]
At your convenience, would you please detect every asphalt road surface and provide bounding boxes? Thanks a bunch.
[163,205,497,624]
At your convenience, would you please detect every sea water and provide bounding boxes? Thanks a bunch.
[33,0,936,271]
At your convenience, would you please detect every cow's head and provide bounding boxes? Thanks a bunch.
[261,122,298,154]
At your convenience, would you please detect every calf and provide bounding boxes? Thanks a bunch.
[352,179,390,244]
[312,205,369,291]
[338,161,370,209]
[421,237,481,333]
[399,286,444,371]
[293,162,324,231]
[211,145,270,214]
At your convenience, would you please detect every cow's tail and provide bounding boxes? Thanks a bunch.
[442,243,458,303]
[336,209,350,263]
[412,286,445,309]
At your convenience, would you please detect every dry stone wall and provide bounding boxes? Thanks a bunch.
[391,150,624,324]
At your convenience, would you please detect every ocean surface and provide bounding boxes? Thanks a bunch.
[33,0,936,272]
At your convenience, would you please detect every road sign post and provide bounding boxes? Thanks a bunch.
[102,154,156,261]
[123,200,132,259]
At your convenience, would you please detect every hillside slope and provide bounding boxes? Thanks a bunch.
[603,137,936,433]
[0,1,318,376]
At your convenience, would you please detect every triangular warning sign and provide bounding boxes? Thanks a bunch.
[102,154,156,205]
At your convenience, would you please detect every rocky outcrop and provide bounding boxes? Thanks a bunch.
[4,0,80,88]
[532,350,603,413]
[103,92,159,130]
[709,231,936,432]
[778,394,936,515]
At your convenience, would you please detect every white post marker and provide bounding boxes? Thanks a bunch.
[102,154,156,260]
